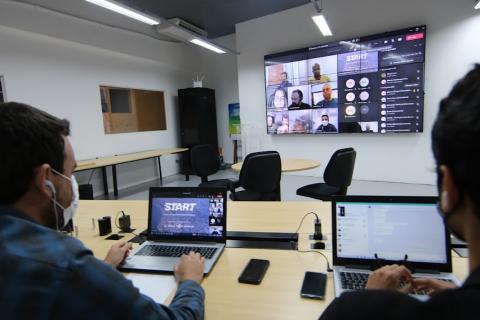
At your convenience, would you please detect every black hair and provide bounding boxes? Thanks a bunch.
[432,64,480,213]
[292,89,303,100]
[0,102,70,205]
[322,114,329,119]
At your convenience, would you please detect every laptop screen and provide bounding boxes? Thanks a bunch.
[332,196,451,270]
[148,187,226,241]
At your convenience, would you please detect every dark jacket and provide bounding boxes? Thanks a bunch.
[320,267,480,320]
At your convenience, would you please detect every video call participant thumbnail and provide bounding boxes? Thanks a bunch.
[317,114,338,133]
[309,63,331,83]
[315,83,338,109]
[278,71,292,89]
[268,87,288,111]
[288,89,311,110]
[267,114,277,134]
[276,112,289,134]
[289,109,311,133]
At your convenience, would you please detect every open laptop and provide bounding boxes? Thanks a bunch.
[119,187,226,274]
[332,195,461,300]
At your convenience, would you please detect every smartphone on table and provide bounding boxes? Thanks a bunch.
[238,259,270,284]
[300,271,327,299]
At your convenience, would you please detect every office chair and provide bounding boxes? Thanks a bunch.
[190,144,237,189]
[230,151,281,201]
[296,148,356,200]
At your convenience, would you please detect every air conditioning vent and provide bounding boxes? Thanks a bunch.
[167,18,207,37]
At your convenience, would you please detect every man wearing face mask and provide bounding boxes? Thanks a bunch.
[0,102,205,319]
[316,114,337,133]
[320,65,480,319]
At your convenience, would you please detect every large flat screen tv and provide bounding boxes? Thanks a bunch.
[264,25,426,134]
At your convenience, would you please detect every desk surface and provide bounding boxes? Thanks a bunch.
[76,200,469,320]
[231,158,321,173]
[75,148,188,171]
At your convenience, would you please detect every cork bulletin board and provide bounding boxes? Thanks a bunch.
[100,85,166,134]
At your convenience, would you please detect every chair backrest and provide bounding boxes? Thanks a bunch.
[239,151,281,196]
[323,148,356,194]
[190,144,220,182]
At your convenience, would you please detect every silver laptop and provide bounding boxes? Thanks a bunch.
[120,187,226,274]
[332,195,461,300]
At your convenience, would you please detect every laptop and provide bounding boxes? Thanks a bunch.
[120,187,227,274]
[332,195,461,300]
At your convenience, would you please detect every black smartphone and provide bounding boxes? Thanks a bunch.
[300,271,327,299]
[105,234,124,240]
[238,259,270,284]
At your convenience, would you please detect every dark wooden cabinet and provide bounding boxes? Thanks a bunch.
[178,88,218,174]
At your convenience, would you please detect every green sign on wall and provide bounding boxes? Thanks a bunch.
[228,103,240,136]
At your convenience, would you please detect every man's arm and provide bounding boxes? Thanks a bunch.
[53,251,205,320]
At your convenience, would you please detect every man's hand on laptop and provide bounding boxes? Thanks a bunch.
[412,278,458,295]
[104,241,133,268]
[174,251,205,284]
[366,264,413,293]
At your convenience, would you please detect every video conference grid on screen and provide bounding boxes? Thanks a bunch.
[150,192,224,238]
[264,25,426,134]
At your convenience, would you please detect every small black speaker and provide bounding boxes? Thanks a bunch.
[98,216,112,236]
[79,184,94,200]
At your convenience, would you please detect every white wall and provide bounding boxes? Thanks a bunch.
[236,0,480,184]
[195,34,239,164]
[0,2,199,196]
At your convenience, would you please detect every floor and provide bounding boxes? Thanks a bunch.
[98,169,437,201]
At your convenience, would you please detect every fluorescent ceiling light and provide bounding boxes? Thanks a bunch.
[475,0,480,9]
[190,38,226,54]
[312,14,332,36]
[85,0,160,25]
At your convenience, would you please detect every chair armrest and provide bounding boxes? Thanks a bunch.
[229,180,240,201]
[230,179,240,190]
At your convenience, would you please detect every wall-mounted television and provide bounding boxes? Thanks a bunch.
[264,25,426,134]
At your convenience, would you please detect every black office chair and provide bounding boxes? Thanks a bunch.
[296,148,356,200]
[230,151,281,201]
[190,144,237,189]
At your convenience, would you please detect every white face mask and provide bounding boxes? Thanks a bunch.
[322,120,329,126]
[45,169,79,229]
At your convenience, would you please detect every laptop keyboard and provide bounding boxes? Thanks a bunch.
[135,245,217,259]
[339,271,453,295]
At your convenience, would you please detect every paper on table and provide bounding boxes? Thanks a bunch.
[127,273,177,304]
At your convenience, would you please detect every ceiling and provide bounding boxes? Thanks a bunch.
[118,0,311,38]
[11,0,312,40]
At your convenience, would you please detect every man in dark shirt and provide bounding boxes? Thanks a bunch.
[321,65,480,319]
[316,114,337,133]
[288,89,311,110]
[0,102,205,319]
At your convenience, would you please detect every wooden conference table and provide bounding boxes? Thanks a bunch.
[75,148,188,197]
[231,158,321,172]
[75,200,469,320]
